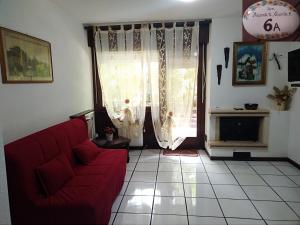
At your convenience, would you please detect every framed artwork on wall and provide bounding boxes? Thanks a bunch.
[232,42,268,86]
[0,27,53,84]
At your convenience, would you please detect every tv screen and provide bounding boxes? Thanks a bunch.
[288,48,300,82]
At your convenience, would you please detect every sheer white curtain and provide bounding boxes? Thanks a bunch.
[150,24,199,150]
[95,25,150,145]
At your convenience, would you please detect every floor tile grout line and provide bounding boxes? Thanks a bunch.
[149,148,161,225]
[271,164,300,188]
[179,152,191,225]
[225,163,267,224]
[200,156,229,225]
[247,162,300,221]
[112,150,142,225]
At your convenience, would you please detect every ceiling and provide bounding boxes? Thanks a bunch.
[50,0,242,24]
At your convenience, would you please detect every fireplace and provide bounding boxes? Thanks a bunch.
[208,108,269,148]
[220,117,260,142]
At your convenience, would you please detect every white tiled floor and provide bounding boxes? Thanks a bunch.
[109,149,300,225]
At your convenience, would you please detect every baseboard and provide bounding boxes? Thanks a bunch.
[209,156,289,161]
[288,158,300,170]
[209,154,300,168]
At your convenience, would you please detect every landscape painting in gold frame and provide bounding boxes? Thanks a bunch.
[0,27,53,83]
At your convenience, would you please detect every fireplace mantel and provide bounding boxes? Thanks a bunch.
[208,108,270,149]
[209,108,270,117]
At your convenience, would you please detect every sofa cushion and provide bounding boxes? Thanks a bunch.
[36,153,75,196]
[73,140,104,164]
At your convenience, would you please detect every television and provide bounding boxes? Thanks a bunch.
[288,48,300,82]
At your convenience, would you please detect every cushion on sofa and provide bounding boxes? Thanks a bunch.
[73,139,104,164]
[36,153,75,196]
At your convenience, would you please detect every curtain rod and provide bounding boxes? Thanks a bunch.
[83,18,211,28]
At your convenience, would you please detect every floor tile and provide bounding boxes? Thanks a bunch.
[112,196,123,212]
[151,214,188,225]
[253,201,299,220]
[183,172,210,183]
[180,156,202,164]
[118,195,153,213]
[124,171,133,182]
[181,163,205,173]
[189,216,226,225]
[219,199,261,219]
[120,182,128,195]
[155,182,184,196]
[129,150,141,156]
[207,173,238,185]
[288,202,300,217]
[242,185,281,201]
[226,218,265,225]
[225,160,248,165]
[184,183,215,198]
[273,187,300,202]
[157,172,182,182]
[113,213,151,225]
[141,149,161,155]
[289,176,300,186]
[139,155,159,163]
[131,171,157,182]
[262,175,298,187]
[248,161,272,166]
[129,155,139,162]
[234,174,267,186]
[201,156,225,165]
[271,161,293,166]
[158,163,181,172]
[125,182,155,196]
[276,166,300,176]
[126,163,136,171]
[186,197,223,217]
[153,196,186,215]
[252,165,283,175]
[135,163,158,172]
[228,164,256,175]
[204,164,230,173]
[109,213,115,225]
[266,221,300,225]
[213,184,247,199]
[159,155,180,163]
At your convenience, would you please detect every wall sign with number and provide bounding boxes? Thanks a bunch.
[243,0,300,40]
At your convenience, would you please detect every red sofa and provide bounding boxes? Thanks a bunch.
[4,118,127,225]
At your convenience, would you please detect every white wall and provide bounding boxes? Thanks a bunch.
[0,0,93,144]
[288,43,300,164]
[0,128,11,225]
[206,17,293,158]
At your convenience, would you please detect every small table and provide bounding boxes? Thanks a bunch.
[93,136,130,163]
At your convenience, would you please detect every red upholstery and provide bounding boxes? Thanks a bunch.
[73,139,104,164]
[4,118,127,225]
[36,153,75,196]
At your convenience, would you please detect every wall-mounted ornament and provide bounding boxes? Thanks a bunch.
[269,53,282,70]
[243,0,300,40]
[224,47,230,68]
[217,64,222,85]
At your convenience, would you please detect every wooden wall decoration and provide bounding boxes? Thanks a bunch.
[243,0,300,41]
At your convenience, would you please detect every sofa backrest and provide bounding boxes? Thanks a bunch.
[4,118,88,206]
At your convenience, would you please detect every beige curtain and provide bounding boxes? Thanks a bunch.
[95,25,150,145]
[150,23,199,150]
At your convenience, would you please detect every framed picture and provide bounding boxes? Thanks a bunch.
[0,27,53,83]
[232,42,268,85]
